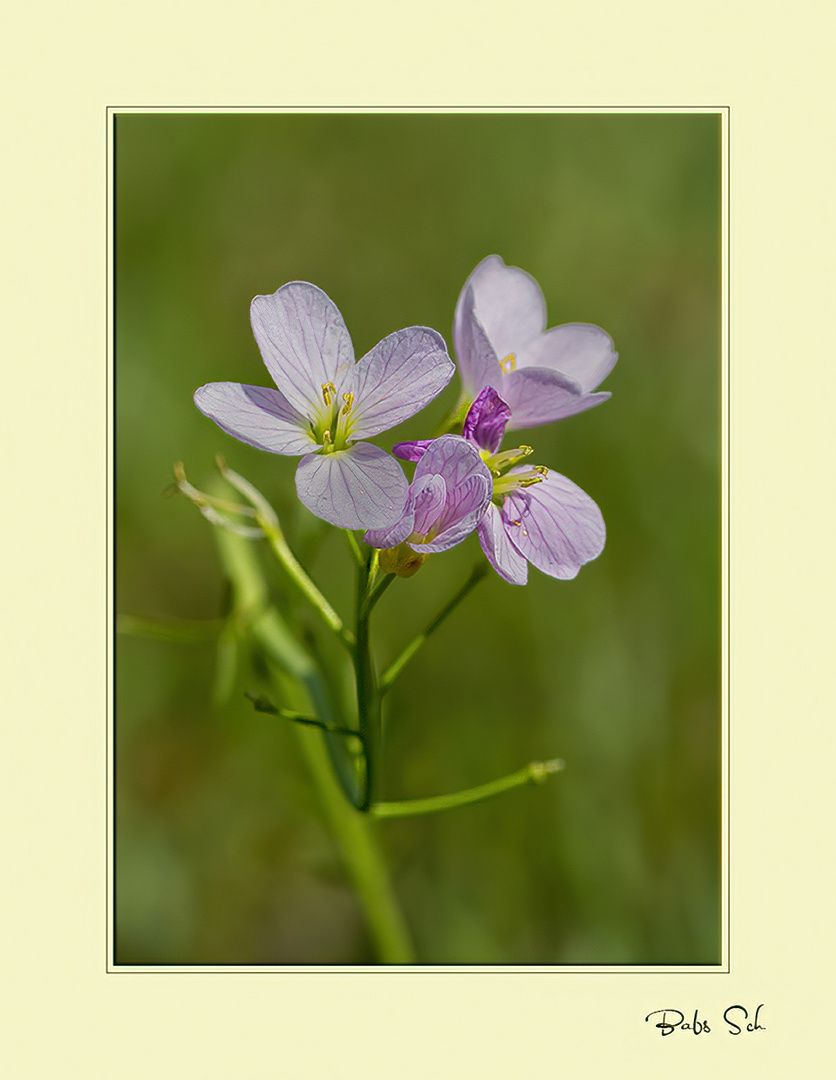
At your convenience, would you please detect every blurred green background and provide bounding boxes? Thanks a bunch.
[114,112,721,965]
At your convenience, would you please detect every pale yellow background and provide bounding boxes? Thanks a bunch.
[3,2,834,1076]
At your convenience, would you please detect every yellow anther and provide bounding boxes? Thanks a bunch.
[341,391,354,414]
[321,382,336,406]
[322,430,333,445]
[500,352,517,373]
[534,465,549,477]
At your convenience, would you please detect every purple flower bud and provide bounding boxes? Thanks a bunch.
[462,386,511,454]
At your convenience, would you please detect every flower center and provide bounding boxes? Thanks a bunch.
[312,383,355,453]
[480,444,547,503]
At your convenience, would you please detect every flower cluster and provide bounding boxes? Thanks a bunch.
[195,256,616,584]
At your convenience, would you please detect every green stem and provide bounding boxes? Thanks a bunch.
[372,759,564,819]
[380,562,488,694]
[354,555,383,811]
[293,722,415,962]
[362,571,395,618]
[433,394,471,437]
[244,691,365,743]
[261,518,355,649]
[344,530,366,569]
[217,459,355,651]
[214,526,414,963]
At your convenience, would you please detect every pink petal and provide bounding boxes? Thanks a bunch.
[502,470,605,579]
[477,503,528,585]
[250,282,355,417]
[455,255,546,361]
[295,443,408,530]
[515,323,617,393]
[348,326,453,440]
[193,382,315,454]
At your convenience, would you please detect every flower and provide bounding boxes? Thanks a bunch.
[194,281,454,530]
[364,435,492,573]
[395,387,605,585]
[453,255,617,430]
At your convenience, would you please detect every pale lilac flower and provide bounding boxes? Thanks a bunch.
[194,281,454,530]
[364,435,491,556]
[453,255,617,430]
[396,387,605,585]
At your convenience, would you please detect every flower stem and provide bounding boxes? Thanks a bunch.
[216,459,355,651]
[214,525,414,962]
[379,561,488,694]
[344,530,366,569]
[372,759,565,819]
[362,571,395,618]
[355,553,383,811]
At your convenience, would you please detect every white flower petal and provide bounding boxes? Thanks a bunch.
[348,326,453,440]
[515,323,617,393]
[502,470,605,579]
[193,382,315,454]
[454,255,546,361]
[295,443,408,530]
[250,282,355,417]
[477,503,528,585]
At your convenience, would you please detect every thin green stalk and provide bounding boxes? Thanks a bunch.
[244,691,365,743]
[217,459,355,651]
[433,394,471,437]
[354,555,383,811]
[380,562,488,694]
[214,526,414,963]
[292,720,415,962]
[344,530,366,569]
[261,518,355,649]
[362,571,395,618]
[372,759,564,819]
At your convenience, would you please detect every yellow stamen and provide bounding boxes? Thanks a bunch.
[500,352,517,373]
[321,382,336,406]
[341,391,354,414]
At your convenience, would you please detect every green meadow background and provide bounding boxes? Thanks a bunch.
[114,112,721,965]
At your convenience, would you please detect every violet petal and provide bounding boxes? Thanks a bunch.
[363,505,417,551]
[502,469,605,579]
[392,439,433,462]
[193,382,315,455]
[462,386,511,453]
[515,323,618,393]
[451,285,504,396]
[295,442,408,530]
[454,255,546,362]
[416,474,491,553]
[406,435,492,553]
[250,282,355,418]
[410,473,448,537]
[348,326,454,440]
[413,433,489,491]
[477,503,528,585]
[501,367,611,430]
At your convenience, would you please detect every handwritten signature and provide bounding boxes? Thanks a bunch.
[645,1005,766,1036]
